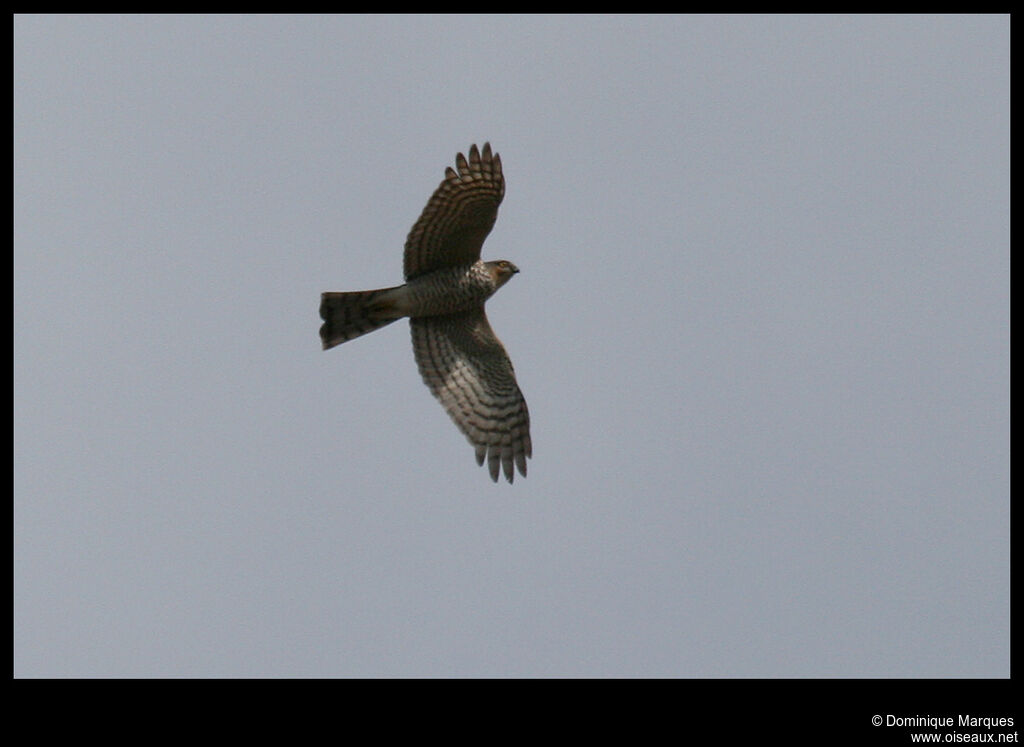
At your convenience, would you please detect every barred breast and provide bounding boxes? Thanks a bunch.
[400,261,497,318]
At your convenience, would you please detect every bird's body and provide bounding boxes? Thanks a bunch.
[319,144,531,482]
[320,259,516,347]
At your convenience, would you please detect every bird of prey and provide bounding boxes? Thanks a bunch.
[320,143,531,483]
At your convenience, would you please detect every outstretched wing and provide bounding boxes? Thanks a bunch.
[403,143,505,281]
[410,309,531,483]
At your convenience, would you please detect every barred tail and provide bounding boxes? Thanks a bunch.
[319,287,404,350]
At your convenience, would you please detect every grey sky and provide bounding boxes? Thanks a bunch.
[14,14,1008,677]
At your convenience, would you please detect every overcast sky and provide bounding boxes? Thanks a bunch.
[15,14,1008,678]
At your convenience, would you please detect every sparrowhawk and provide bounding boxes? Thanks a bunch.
[320,143,531,483]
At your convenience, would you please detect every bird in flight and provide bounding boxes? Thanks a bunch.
[320,143,531,483]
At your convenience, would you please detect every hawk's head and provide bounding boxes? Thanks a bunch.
[487,260,520,289]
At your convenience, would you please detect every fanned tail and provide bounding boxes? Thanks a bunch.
[319,288,403,350]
